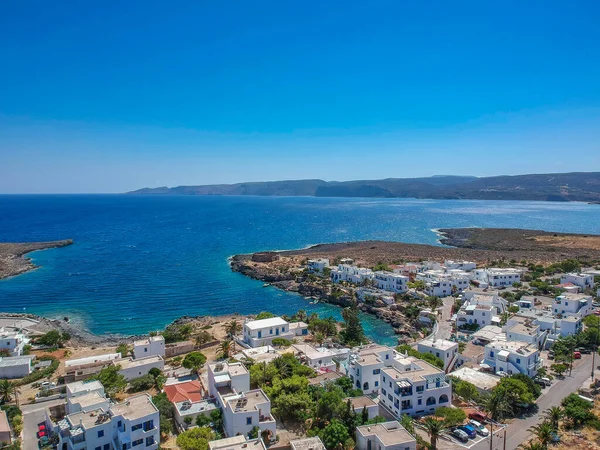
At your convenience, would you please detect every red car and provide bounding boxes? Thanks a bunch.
[468,411,489,422]
[574,351,582,359]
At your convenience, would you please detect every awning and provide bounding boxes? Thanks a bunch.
[214,374,231,384]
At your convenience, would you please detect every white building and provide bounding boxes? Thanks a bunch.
[66,381,109,415]
[207,361,250,401]
[560,273,594,290]
[483,340,541,377]
[52,393,159,450]
[0,328,28,357]
[292,344,336,372]
[356,288,396,306]
[417,339,459,372]
[164,380,217,427]
[356,421,417,450]
[209,436,267,450]
[373,271,409,293]
[117,355,164,381]
[330,264,375,285]
[289,321,309,337]
[444,260,477,272]
[346,345,394,394]
[473,268,521,287]
[346,345,452,418]
[553,293,593,318]
[133,336,165,359]
[0,355,34,379]
[346,396,379,421]
[290,437,326,450]
[457,293,506,328]
[307,259,330,274]
[243,317,294,347]
[416,270,469,296]
[65,353,121,369]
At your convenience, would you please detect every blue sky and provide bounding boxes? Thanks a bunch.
[1,1,599,193]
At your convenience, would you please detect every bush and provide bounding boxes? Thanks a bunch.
[129,374,155,392]
[396,345,444,370]
[36,330,70,347]
[271,338,292,347]
[255,312,275,320]
[16,357,59,386]
[435,406,467,427]
[162,324,193,343]
[176,427,215,450]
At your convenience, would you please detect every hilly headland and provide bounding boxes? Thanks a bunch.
[0,240,73,280]
[129,171,600,202]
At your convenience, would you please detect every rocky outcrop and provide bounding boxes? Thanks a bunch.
[0,240,74,280]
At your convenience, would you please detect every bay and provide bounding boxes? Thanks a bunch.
[1,195,599,346]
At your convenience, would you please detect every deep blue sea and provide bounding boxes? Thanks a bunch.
[1,195,600,345]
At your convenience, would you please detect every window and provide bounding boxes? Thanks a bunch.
[118,420,122,428]
[382,388,387,395]
[98,430,105,438]
[133,439,143,447]
[144,348,148,352]
[146,437,155,447]
[382,376,386,382]
[143,420,154,431]
[104,445,110,450]
[246,417,252,425]
[385,354,389,359]
[373,369,380,375]
[516,358,521,364]
[374,381,379,387]
[95,447,101,450]
[132,424,143,431]
[490,351,494,357]
[418,399,422,405]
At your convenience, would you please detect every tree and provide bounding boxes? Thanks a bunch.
[452,378,478,403]
[225,319,242,337]
[195,331,213,347]
[397,345,444,370]
[551,363,568,377]
[0,380,19,403]
[153,392,176,435]
[480,389,512,450]
[116,343,131,357]
[129,374,155,392]
[296,310,308,322]
[493,377,536,410]
[339,303,366,346]
[217,339,234,359]
[561,394,594,428]
[94,365,127,396]
[434,406,467,427]
[182,352,207,373]
[0,349,10,357]
[422,417,446,450]
[320,419,350,450]
[427,296,443,312]
[255,311,275,320]
[36,330,70,347]
[399,414,414,435]
[527,421,554,449]
[313,332,325,346]
[543,406,563,430]
[361,406,369,424]
[520,442,544,450]
[271,338,292,347]
[176,427,215,450]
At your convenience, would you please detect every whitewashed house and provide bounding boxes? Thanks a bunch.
[373,271,409,293]
[52,393,160,450]
[560,273,594,290]
[0,355,34,379]
[417,339,458,371]
[553,293,593,318]
[243,317,294,347]
[356,421,417,450]
[117,355,164,381]
[292,344,336,371]
[307,259,330,274]
[473,268,521,287]
[346,345,394,394]
[483,340,541,377]
[444,260,477,272]
[133,335,165,359]
[0,328,28,356]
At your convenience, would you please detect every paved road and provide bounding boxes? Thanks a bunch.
[470,355,593,450]
[437,296,456,340]
[21,399,65,450]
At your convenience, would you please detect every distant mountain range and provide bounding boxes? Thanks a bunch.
[128,172,600,202]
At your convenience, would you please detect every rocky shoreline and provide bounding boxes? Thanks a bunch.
[0,240,74,280]
[230,227,600,339]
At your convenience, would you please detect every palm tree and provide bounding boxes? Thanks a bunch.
[273,356,293,378]
[422,417,446,450]
[480,389,512,450]
[313,332,325,346]
[428,296,443,313]
[296,310,307,322]
[543,406,563,430]
[527,421,554,449]
[519,441,544,450]
[0,380,19,403]
[225,319,242,337]
[218,339,234,359]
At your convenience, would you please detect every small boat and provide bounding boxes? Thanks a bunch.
[262,283,270,287]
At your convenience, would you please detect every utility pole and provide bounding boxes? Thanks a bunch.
[503,427,507,450]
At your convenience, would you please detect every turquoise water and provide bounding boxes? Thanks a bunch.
[1,195,600,345]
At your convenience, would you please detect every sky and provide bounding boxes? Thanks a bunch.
[1,1,600,193]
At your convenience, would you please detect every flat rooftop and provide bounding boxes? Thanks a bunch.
[210,361,249,377]
[0,355,33,367]
[118,355,163,369]
[69,391,107,409]
[345,396,377,410]
[418,338,457,351]
[134,335,164,346]
[110,394,158,420]
[67,380,104,395]
[244,317,288,330]
[290,437,326,450]
[293,344,335,359]
[225,389,270,413]
[486,340,537,356]
[449,367,500,391]
[308,371,343,386]
[382,358,444,383]
[67,408,109,430]
[209,437,267,450]
[356,421,416,446]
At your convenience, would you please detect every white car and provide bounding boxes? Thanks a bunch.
[469,420,489,436]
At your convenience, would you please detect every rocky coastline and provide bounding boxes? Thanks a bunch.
[0,240,74,280]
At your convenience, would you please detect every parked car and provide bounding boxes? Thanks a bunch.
[452,428,469,443]
[469,420,489,436]
[574,351,582,359]
[468,411,489,422]
[458,424,477,439]
[548,351,555,360]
